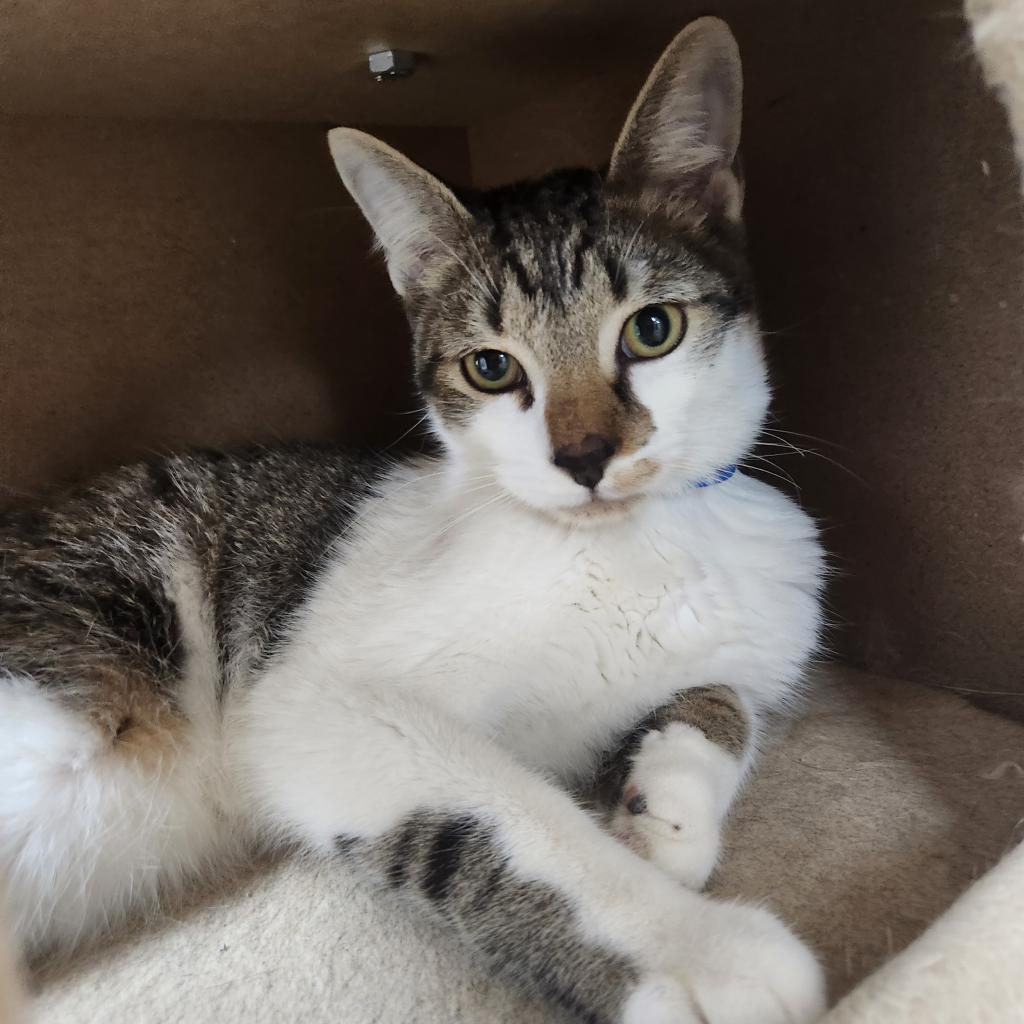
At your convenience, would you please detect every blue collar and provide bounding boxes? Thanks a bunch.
[691,464,738,488]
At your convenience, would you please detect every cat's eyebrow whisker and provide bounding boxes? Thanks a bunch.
[428,230,500,302]
[464,230,501,297]
[617,210,654,280]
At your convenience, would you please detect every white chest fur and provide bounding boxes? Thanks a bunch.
[285,470,823,782]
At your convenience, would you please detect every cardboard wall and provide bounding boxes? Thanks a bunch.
[0,120,468,497]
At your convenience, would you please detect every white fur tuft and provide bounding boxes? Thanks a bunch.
[0,674,237,955]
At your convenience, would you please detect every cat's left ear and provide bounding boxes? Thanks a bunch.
[327,128,472,297]
[607,17,743,221]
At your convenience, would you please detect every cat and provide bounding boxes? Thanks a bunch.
[0,17,826,1024]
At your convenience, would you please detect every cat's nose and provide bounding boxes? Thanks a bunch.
[552,435,618,490]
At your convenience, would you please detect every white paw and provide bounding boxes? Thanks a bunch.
[621,974,703,1024]
[686,900,827,1024]
[624,902,826,1024]
[611,723,740,890]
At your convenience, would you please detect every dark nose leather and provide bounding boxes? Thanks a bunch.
[553,435,618,490]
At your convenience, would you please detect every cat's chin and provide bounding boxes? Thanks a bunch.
[542,494,643,527]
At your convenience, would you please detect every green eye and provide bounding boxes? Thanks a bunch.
[621,303,687,359]
[461,349,524,393]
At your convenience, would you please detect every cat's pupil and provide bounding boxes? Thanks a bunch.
[475,351,510,381]
[634,306,670,347]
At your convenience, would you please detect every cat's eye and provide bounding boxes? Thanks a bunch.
[620,303,687,359]
[461,350,524,393]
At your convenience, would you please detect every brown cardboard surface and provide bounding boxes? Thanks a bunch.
[5,1,771,126]
[748,4,1024,719]
[0,120,468,498]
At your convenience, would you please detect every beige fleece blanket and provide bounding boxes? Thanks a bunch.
[14,668,1024,1023]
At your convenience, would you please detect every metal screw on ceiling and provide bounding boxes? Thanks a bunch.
[368,50,416,82]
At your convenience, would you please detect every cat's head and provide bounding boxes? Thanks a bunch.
[329,18,767,523]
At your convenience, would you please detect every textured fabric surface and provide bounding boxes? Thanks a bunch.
[24,667,1024,1023]
[824,840,1024,1024]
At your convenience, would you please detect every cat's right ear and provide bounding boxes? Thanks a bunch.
[607,18,743,221]
[327,128,471,298]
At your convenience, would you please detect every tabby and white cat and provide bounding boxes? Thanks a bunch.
[0,18,826,1024]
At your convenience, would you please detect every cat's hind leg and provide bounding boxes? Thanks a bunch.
[0,671,233,958]
[237,674,824,1024]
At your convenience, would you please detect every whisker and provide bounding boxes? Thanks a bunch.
[762,424,855,454]
[433,491,511,542]
[756,433,808,458]
[618,214,651,276]
[464,230,501,297]
[427,230,499,302]
[758,429,868,486]
[387,406,430,418]
[378,414,431,453]
[739,459,801,493]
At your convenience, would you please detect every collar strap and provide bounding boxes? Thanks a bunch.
[691,464,738,488]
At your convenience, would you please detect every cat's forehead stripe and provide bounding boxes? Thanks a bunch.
[603,254,629,302]
[484,285,503,334]
[458,168,607,308]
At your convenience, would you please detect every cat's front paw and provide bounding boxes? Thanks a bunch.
[611,778,720,891]
[623,901,826,1024]
[610,723,741,890]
